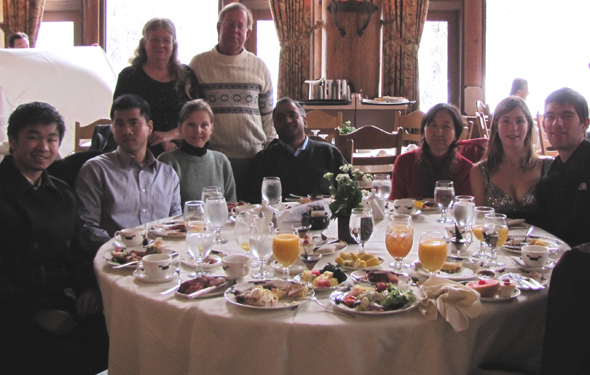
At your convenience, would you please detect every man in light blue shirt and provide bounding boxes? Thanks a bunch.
[75,94,181,250]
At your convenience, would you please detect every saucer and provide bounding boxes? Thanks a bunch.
[133,269,178,283]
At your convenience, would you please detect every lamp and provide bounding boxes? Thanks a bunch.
[327,0,379,37]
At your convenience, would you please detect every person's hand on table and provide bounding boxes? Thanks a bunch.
[77,288,103,317]
[34,309,76,335]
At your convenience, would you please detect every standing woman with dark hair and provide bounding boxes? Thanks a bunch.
[114,18,199,157]
[390,103,474,199]
[470,96,552,220]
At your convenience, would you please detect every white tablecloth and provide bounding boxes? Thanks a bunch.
[95,210,560,375]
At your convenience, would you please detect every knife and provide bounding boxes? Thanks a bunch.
[186,279,236,299]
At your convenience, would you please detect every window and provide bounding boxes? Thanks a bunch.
[36,21,75,48]
[255,20,279,103]
[106,0,218,75]
[486,0,590,116]
[419,21,448,111]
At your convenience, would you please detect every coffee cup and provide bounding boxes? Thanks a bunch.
[521,245,549,268]
[115,227,146,247]
[222,255,250,279]
[393,199,416,215]
[142,254,172,278]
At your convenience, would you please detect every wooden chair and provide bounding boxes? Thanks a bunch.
[393,110,426,146]
[476,100,491,116]
[305,110,343,144]
[334,126,404,176]
[536,122,558,157]
[474,112,489,138]
[75,118,111,153]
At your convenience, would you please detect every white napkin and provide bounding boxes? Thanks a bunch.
[418,276,482,332]
[363,193,385,221]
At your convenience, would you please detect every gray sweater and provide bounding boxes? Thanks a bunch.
[158,148,237,206]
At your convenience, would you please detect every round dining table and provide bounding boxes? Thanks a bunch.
[94,207,563,375]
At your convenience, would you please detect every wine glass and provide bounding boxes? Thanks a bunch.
[483,213,508,268]
[418,231,448,277]
[250,217,275,279]
[452,195,475,228]
[185,223,214,276]
[272,227,300,280]
[471,206,495,259]
[201,186,222,202]
[311,129,320,136]
[434,180,455,223]
[349,207,374,253]
[184,200,206,225]
[385,214,413,274]
[372,174,392,199]
[261,177,282,207]
[205,196,228,245]
[234,212,258,267]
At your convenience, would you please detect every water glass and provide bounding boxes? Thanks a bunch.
[471,206,494,259]
[452,195,475,228]
[349,207,374,253]
[261,177,282,206]
[250,217,275,279]
[234,212,258,267]
[201,186,222,203]
[434,180,455,223]
[184,200,206,225]
[186,223,214,276]
[483,213,508,268]
[372,174,392,200]
[205,196,228,245]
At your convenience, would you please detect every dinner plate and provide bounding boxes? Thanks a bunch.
[181,254,222,270]
[361,98,410,105]
[133,269,179,283]
[293,272,348,292]
[175,276,231,299]
[502,235,565,254]
[339,257,385,271]
[149,221,187,238]
[349,270,409,285]
[419,200,439,213]
[498,269,548,290]
[480,288,521,303]
[103,248,177,267]
[329,286,418,315]
[224,280,314,310]
[412,260,476,281]
[314,240,348,255]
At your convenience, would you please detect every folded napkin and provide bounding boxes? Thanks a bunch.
[363,193,385,221]
[418,276,482,332]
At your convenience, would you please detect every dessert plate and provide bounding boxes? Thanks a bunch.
[480,288,521,303]
[181,254,222,270]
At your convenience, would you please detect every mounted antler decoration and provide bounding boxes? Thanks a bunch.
[327,0,379,37]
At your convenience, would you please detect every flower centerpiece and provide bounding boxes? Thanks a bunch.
[324,164,372,243]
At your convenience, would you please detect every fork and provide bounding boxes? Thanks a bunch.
[303,296,356,319]
[511,273,541,290]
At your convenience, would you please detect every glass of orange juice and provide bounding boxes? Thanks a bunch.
[272,227,300,280]
[483,213,508,267]
[472,206,494,259]
[418,231,448,276]
[385,214,413,274]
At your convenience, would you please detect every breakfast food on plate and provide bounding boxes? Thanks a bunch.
[467,279,500,298]
[335,251,381,268]
[301,263,347,288]
[177,276,229,294]
[497,279,517,298]
[363,270,400,284]
[335,284,416,312]
[422,201,436,209]
[441,261,463,273]
[298,197,312,204]
[528,239,548,247]
[110,237,164,264]
[233,283,309,307]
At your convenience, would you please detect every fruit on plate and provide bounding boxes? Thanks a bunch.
[301,263,347,287]
[467,279,500,298]
[441,261,462,273]
[335,251,381,268]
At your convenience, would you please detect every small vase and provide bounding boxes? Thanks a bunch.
[337,216,356,244]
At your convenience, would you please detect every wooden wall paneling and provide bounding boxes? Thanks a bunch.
[462,0,485,113]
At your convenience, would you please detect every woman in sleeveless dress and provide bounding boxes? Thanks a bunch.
[470,96,552,224]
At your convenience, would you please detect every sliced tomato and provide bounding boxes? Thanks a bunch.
[343,295,357,308]
[376,282,388,292]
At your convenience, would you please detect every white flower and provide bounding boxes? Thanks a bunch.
[336,174,351,182]
[340,164,353,173]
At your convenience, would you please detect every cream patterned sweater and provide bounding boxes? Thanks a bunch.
[190,47,276,159]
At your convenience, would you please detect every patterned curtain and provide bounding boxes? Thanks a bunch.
[381,0,429,110]
[269,0,319,101]
[1,0,46,47]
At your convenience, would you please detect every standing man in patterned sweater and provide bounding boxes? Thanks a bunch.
[190,2,276,201]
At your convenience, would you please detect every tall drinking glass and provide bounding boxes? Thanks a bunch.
[483,213,508,267]
[434,180,455,223]
[349,207,374,253]
[452,195,475,228]
[272,227,300,280]
[186,223,214,276]
[234,212,258,267]
[471,206,495,259]
[261,177,282,206]
[250,217,275,279]
[372,174,392,199]
[418,231,448,277]
[205,196,228,245]
[385,214,413,274]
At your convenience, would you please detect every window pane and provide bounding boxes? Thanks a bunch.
[36,22,74,48]
[256,20,279,103]
[419,21,448,112]
[486,0,590,115]
[107,0,218,75]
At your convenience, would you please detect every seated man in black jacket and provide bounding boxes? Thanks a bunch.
[248,97,347,203]
[0,102,108,375]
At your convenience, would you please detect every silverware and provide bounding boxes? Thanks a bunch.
[524,226,534,243]
[161,284,181,295]
[312,239,340,252]
[301,296,356,319]
[186,279,236,299]
[114,261,139,269]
